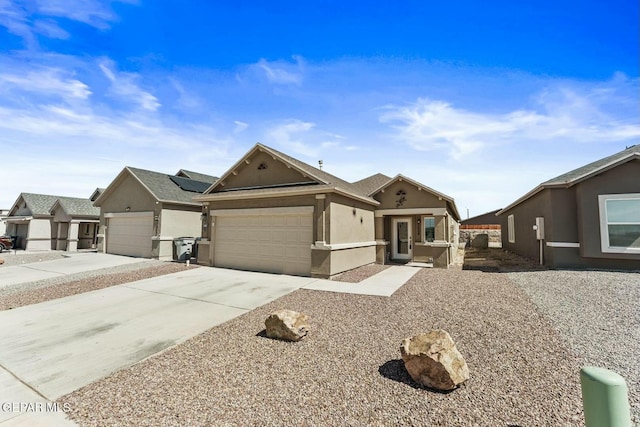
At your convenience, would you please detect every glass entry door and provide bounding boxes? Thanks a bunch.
[392,218,412,260]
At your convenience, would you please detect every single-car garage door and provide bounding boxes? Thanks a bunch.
[214,208,313,276]
[106,212,153,258]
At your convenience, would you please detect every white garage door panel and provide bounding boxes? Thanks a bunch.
[215,212,312,276]
[107,214,153,258]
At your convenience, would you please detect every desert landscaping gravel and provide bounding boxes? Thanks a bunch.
[60,267,588,426]
[331,263,390,283]
[509,269,640,424]
[0,261,196,310]
[0,250,65,266]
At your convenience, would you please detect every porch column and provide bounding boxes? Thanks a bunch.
[68,221,80,252]
[315,194,326,245]
[375,216,387,264]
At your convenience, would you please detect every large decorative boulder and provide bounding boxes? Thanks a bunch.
[400,330,469,391]
[265,309,309,342]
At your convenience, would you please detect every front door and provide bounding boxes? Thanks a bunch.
[392,218,412,260]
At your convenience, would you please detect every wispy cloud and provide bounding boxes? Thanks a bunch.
[0,0,132,49]
[0,67,91,101]
[380,74,640,159]
[249,56,305,85]
[233,120,248,133]
[264,119,355,157]
[99,58,160,111]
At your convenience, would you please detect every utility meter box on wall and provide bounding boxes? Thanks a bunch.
[535,217,544,240]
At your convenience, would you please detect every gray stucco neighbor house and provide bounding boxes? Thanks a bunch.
[94,166,217,260]
[5,193,100,251]
[497,145,640,270]
[194,143,460,278]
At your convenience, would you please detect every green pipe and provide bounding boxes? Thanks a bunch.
[581,366,631,427]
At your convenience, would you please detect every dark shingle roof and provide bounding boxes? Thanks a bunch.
[542,144,640,186]
[498,145,640,215]
[127,167,210,204]
[20,193,60,216]
[54,197,100,217]
[351,173,392,195]
[175,169,218,184]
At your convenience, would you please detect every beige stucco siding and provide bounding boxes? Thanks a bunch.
[374,181,446,210]
[220,151,312,190]
[26,218,53,251]
[328,202,374,245]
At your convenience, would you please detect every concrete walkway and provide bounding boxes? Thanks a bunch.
[302,265,421,296]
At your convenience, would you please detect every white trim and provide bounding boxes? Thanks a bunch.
[415,241,451,248]
[598,193,640,254]
[210,206,314,217]
[104,211,154,218]
[312,241,377,250]
[375,208,447,217]
[507,214,515,243]
[546,242,580,248]
[151,236,176,241]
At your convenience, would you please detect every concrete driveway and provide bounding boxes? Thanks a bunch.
[0,267,328,425]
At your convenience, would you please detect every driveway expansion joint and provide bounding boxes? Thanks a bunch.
[121,285,250,311]
[0,363,50,401]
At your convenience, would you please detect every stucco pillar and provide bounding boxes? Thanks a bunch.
[68,221,79,252]
[315,194,326,244]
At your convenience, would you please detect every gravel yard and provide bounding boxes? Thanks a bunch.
[509,270,639,424]
[0,250,66,266]
[0,261,196,310]
[59,267,588,426]
[331,263,390,283]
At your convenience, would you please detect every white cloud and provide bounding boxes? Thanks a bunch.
[35,0,122,30]
[233,120,248,133]
[0,67,91,101]
[380,76,640,159]
[265,119,317,156]
[99,58,160,111]
[251,56,304,85]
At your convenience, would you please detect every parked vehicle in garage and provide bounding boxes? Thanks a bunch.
[0,235,13,252]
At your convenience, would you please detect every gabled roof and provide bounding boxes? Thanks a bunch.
[461,209,501,225]
[90,188,105,202]
[51,197,100,217]
[351,173,392,196]
[497,145,640,215]
[368,174,461,220]
[9,193,60,216]
[198,143,379,205]
[95,166,215,207]
[175,169,218,183]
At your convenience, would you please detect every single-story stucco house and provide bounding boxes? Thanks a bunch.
[5,193,100,251]
[496,145,640,270]
[194,143,460,278]
[94,166,217,260]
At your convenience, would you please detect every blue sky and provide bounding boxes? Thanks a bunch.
[1,0,638,216]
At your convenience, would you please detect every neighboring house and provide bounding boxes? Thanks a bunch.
[497,145,640,270]
[459,209,502,248]
[194,143,460,278]
[94,167,218,260]
[0,209,8,236]
[50,197,100,251]
[5,193,99,251]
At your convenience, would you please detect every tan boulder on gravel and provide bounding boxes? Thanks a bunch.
[265,309,310,342]
[401,330,469,391]
[0,259,4,265]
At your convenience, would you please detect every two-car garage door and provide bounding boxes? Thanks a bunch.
[213,208,313,276]
[106,212,153,258]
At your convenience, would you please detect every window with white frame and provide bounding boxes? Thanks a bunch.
[507,214,515,243]
[423,217,435,242]
[598,194,640,253]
